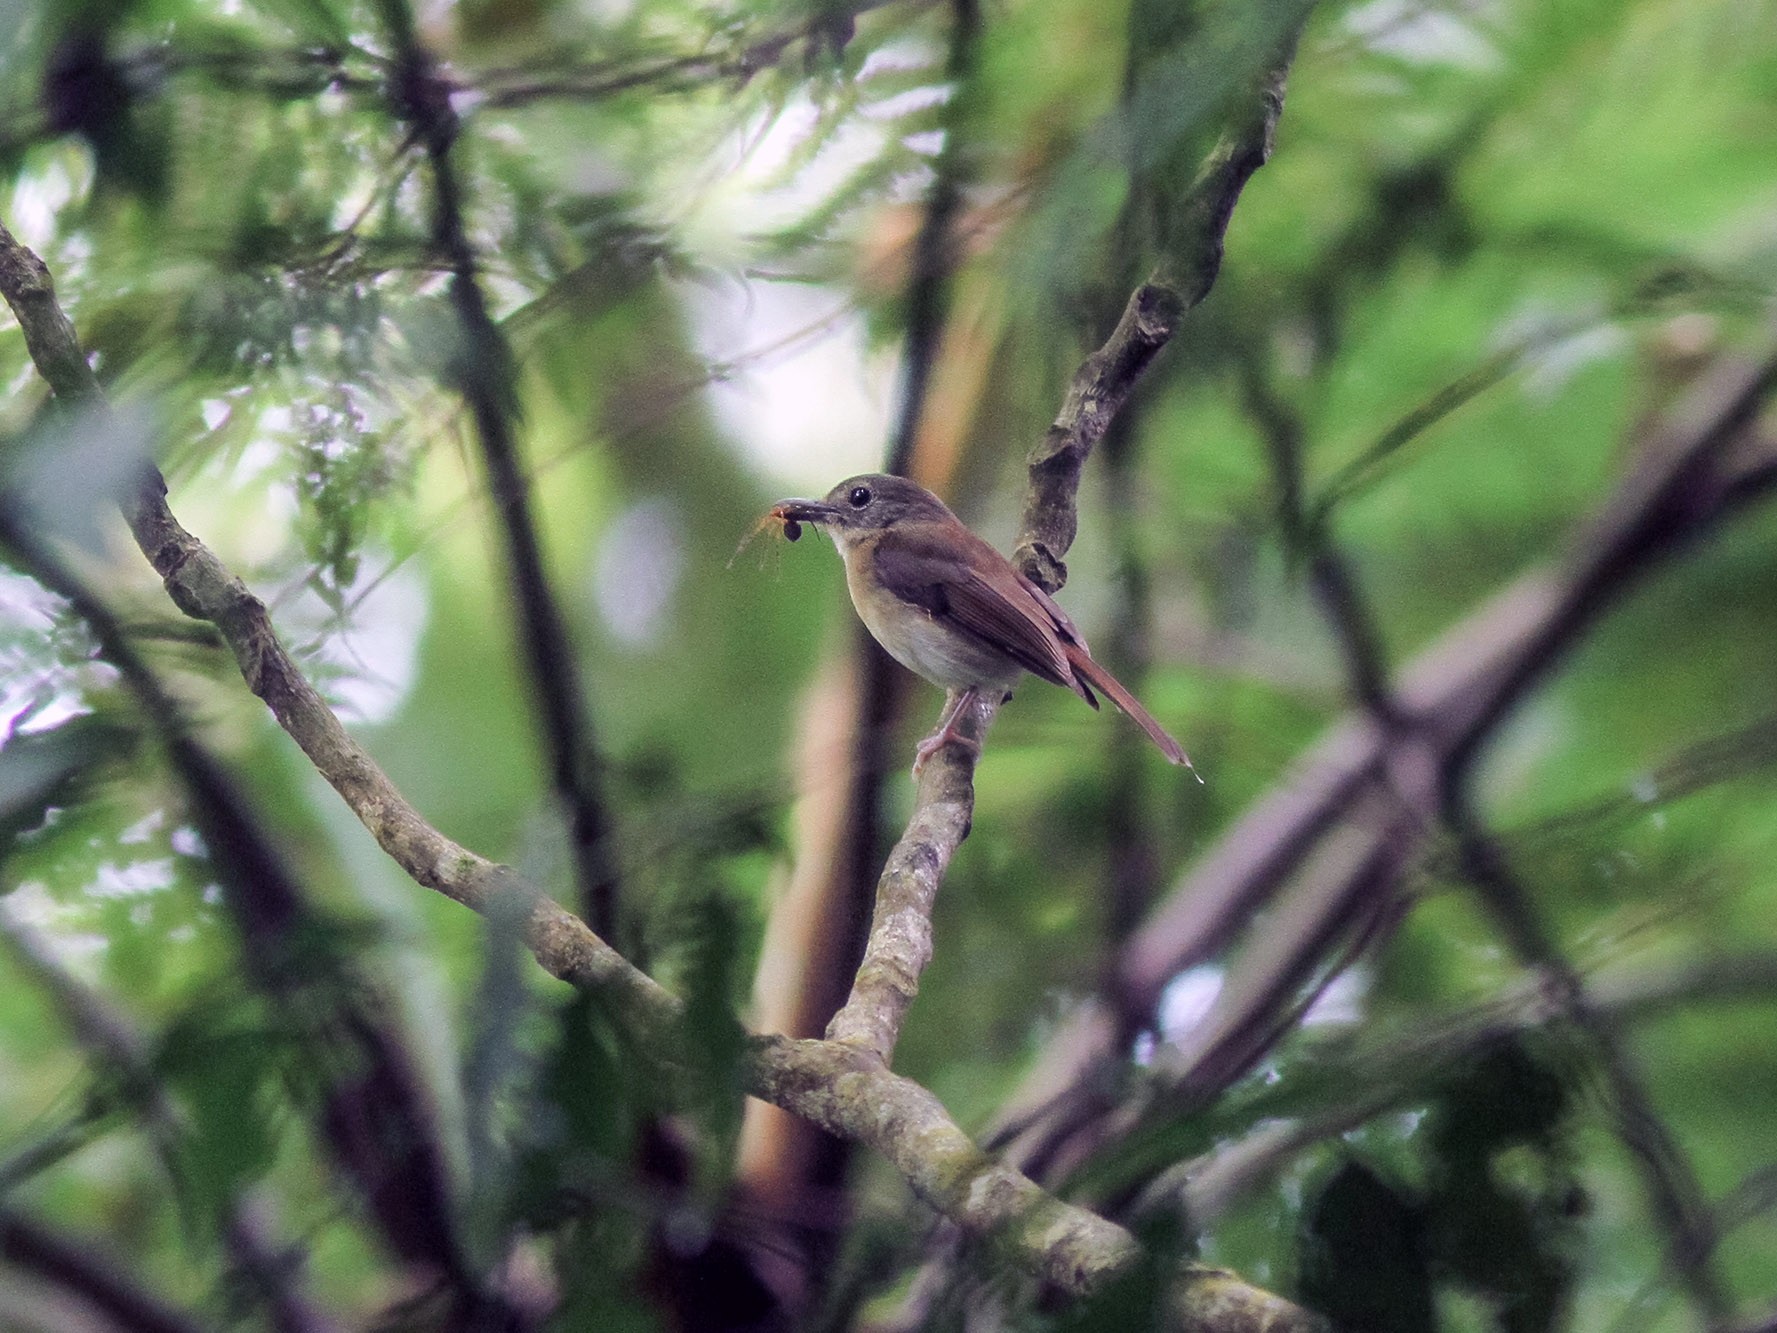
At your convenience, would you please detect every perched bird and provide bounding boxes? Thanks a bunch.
[768,474,1191,774]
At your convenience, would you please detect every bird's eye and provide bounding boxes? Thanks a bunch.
[848,485,872,508]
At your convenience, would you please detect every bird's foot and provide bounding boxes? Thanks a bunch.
[911,727,981,778]
[911,688,980,778]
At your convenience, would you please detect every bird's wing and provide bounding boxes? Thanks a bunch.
[871,527,1091,699]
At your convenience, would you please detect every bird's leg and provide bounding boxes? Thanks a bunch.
[912,687,980,777]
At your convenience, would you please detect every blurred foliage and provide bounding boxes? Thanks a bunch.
[0,0,1774,1327]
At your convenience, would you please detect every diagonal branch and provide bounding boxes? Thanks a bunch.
[378,0,621,937]
[1141,948,1777,1230]
[992,336,1777,1256]
[1013,15,1305,594]
[1120,339,1777,1019]
[0,1210,208,1333]
[0,509,502,1321]
[1441,791,1731,1322]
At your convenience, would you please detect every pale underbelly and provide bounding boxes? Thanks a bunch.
[851,589,1020,692]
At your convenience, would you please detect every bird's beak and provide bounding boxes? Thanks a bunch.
[770,498,842,526]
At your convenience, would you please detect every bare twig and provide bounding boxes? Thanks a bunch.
[1236,338,1740,1322]
[0,510,497,1321]
[991,332,1777,1291]
[0,912,346,1333]
[1240,349,1405,727]
[1012,16,1304,594]
[379,0,622,937]
[1099,414,1167,982]
[1140,949,1777,1228]
[0,1210,207,1333]
[1163,334,1763,1324]
[1120,339,1777,1018]
[884,0,980,478]
[0,0,928,155]
[1441,791,1732,1321]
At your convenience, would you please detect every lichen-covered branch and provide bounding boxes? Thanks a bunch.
[825,690,997,1059]
[750,1031,1137,1290]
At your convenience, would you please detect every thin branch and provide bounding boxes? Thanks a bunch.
[378,0,621,937]
[1012,15,1305,593]
[1141,949,1777,1229]
[1119,336,1777,1017]
[883,0,980,477]
[1441,790,1732,1323]
[1309,318,1597,524]
[1239,348,1405,727]
[994,332,1777,1283]
[0,1210,207,1333]
[0,1,928,155]
[0,911,346,1333]
[474,0,926,109]
[841,22,1315,1312]
[1099,413,1167,984]
[0,511,498,1319]
[0,1108,112,1197]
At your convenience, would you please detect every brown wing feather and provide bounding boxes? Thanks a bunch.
[872,520,1191,767]
[1065,643,1189,766]
[871,527,1090,698]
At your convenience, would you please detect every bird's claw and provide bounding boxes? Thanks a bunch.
[911,727,980,779]
[911,690,983,779]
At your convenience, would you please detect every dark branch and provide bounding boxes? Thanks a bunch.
[1239,347,1405,727]
[1441,790,1730,1321]
[883,0,980,477]
[1143,948,1777,1229]
[0,1210,207,1333]
[1121,336,1777,1016]
[378,0,622,937]
[1239,336,1736,1325]
[0,913,347,1333]
[994,334,1777,1297]
[0,508,497,1320]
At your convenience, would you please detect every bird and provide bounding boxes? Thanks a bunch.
[767,473,1191,775]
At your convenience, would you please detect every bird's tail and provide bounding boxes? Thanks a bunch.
[1064,643,1197,776]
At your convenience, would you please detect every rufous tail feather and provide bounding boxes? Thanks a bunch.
[1065,644,1197,777]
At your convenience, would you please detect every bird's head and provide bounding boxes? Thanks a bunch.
[770,474,956,546]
